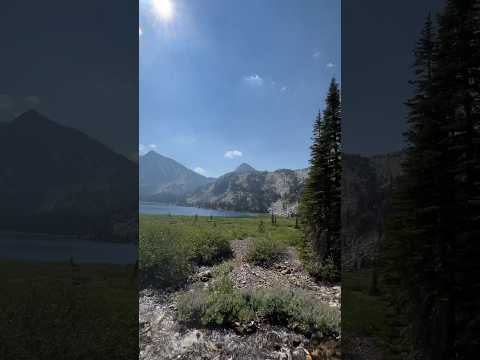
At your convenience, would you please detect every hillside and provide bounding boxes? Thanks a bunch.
[139,151,214,203]
[0,110,137,241]
[186,164,307,214]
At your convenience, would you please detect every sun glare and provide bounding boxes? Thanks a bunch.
[152,0,174,22]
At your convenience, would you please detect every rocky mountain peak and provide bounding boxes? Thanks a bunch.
[234,163,257,173]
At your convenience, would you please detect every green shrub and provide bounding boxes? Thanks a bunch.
[190,229,231,265]
[250,288,340,335]
[257,220,266,233]
[212,260,235,277]
[177,274,340,336]
[176,284,210,325]
[139,217,233,288]
[202,275,255,326]
[298,243,340,282]
[303,257,340,283]
[139,226,192,287]
[177,275,254,326]
[247,236,287,266]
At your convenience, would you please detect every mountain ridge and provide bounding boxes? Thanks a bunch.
[139,151,406,221]
[139,151,215,203]
[0,110,137,241]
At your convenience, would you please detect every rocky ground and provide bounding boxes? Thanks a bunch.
[139,238,341,360]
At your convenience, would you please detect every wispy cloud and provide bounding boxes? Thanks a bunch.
[313,51,321,58]
[280,86,287,92]
[139,143,157,153]
[326,62,335,68]
[194,167,207,176]
[243,74,263,87]
[224,150,243,159]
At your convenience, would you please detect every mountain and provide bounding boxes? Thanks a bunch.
[234,163,257,174]
[186,167,307,214]
[139,151,214,202]
[0,110,137,241]
[137,149,406,257]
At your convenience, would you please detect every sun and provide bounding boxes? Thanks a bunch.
[152,0,174,22]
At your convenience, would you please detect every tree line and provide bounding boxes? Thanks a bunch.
[380,0,480,358]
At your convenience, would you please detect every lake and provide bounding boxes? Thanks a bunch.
[140,202,259,217]
[0,233,137,264]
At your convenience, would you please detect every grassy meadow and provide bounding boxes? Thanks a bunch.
[0,260,138,360]
[139,214,303,288]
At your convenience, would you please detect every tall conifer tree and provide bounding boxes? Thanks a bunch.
[381,2,480,358]
[299,78,342,276]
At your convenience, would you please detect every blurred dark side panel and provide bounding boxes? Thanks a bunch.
[0,1,138,359]
[342,0,479,359]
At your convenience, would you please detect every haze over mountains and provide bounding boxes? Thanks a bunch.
[0,110,137,241]
[139,150,405,221]
[139,151,308,214]
[139,151,215,203]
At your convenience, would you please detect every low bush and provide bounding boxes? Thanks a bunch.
[189,229,231,265]
[250,287,340,335]
[298,244,340,282]
[246,236,287,267]
[140,216,235,288]
[139,226,192,288]
[177,273,340,336]
[177,275,254,326]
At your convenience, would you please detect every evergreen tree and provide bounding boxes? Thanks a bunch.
[382,15,445,358]
[323,78,342,269]
[299,110,325,244]
[299,78,342,276]
[435,1,480,357]
[381,2,480,358]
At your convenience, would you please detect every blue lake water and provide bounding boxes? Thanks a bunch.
[140,202,258,218]
[0,233,137,264]
[0,203,257,264]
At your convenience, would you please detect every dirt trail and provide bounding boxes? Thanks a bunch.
[139,238,341,360]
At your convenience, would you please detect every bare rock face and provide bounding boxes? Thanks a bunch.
[140,151,215,202]
[186,168,307,214]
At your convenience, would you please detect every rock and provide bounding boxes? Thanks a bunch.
[199,270,213,282]
[233,322,244,335]
[292,338,302,348]
[233,320,257,335]
[292,348,307,360]
[245,320,257,334]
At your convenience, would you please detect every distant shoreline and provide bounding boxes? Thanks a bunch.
[139,201,261,218]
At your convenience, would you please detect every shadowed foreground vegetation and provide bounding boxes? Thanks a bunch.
[342,272,388,339]
[0,260,138,360]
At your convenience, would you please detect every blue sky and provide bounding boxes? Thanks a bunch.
[140,0,340,177]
